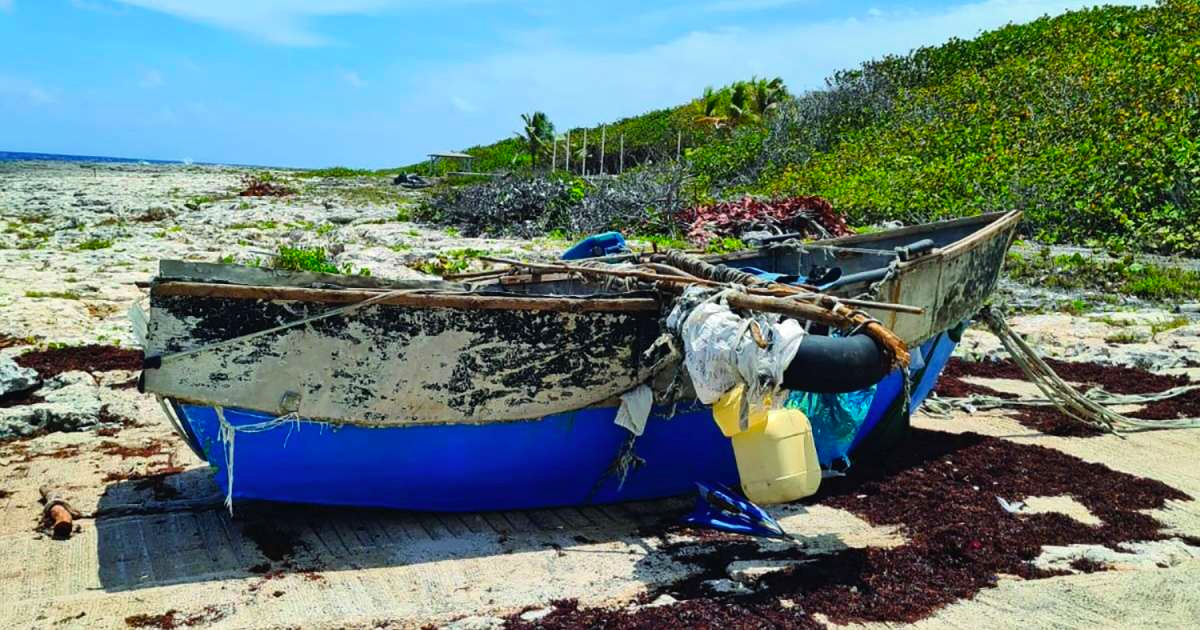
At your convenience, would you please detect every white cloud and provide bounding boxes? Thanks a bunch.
[110,0,467,46]
[0,76,53,105]
[340,69,366,88]
[450,96,478,114]
[139,68,163,88]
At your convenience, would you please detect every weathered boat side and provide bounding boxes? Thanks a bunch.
[144,295,667,425]
[872,211,1021,345]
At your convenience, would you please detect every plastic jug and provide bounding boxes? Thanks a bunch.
[712,385,821,505]
[731,408,822,504]
[712,383,768,437]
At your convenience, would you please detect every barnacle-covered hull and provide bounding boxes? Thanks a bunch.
[141,211,1020,512]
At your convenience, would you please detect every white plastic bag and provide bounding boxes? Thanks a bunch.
[668,289,806,405]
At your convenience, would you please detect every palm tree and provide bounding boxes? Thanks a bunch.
[752,76,787,117]
[728,81,754,126]
[516,112,555,169]
[695,86,727,129]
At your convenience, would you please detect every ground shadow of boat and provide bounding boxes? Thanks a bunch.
[94,466,702,593]
[93,430,980,595]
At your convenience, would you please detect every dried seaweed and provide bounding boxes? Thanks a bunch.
[512,429,1192,629]
[14,344,142,380]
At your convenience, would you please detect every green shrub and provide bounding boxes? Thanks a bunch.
[273,246,340,274]
[753,1,1200,254]
[77,238,113,250]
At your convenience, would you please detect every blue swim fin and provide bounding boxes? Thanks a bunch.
[683,482,790,539]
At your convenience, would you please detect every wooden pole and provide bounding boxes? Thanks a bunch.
[620,135,624,173]
[676,130,682,161]
[600,126,606,175]
[582,128,588,176]
[565,130,570,173]
[551,136,557,171]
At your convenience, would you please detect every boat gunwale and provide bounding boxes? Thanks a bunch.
[701,210,1018,266]
[151,281,664,313]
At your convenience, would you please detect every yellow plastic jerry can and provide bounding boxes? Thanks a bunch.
[712,385,821,505]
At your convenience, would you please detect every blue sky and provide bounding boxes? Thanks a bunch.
[0,0,1142,168]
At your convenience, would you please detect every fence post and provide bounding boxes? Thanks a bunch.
[582,128,588,177]
[676,130,682,161]
[600,126,606,175]
[565,130,570,174]
[619,135,625,174]
[551,136,557,171]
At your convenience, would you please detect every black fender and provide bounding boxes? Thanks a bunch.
[782,334,893,394]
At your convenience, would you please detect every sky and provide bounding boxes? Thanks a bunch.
[0,0,1145,168]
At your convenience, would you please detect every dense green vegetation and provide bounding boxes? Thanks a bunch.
[752,0,1200,254]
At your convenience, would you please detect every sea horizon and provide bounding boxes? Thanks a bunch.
[0,150,285,169]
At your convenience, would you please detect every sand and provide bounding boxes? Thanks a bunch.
[0,162,1198,629]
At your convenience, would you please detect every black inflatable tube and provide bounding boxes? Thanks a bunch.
[782,334,892,394]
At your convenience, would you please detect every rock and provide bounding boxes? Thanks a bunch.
[0,357,39,397]
[444,615,505,630]
[518,607,553,622]
[0,371,102,440]
[328,215,355,225]
[702,578,754,595]
[392,173,432,189]
[726,559,811,582]
[638,594,678,609]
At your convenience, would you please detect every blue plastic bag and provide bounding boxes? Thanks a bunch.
[786,385,876,468]
[561,232,628,260]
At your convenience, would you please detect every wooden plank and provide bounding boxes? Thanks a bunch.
[152,281,661,314]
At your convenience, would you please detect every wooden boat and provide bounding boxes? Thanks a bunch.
[138,210,1021,511]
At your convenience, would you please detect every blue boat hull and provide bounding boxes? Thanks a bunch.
[174,329,961,512]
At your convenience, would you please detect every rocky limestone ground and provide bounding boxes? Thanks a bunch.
[0,162,1198,629]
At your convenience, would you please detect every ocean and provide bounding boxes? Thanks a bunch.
[0,150,187,165]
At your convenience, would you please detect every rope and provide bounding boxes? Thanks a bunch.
[947,306,1200,433]
[213,406,304,514]
[661,250,765,286]
[924,383,1200,417]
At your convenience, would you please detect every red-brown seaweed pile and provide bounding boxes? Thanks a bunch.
[14,344,143,380]
[509,429,1193,629]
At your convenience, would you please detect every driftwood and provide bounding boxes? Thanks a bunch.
[39,486,80,539]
